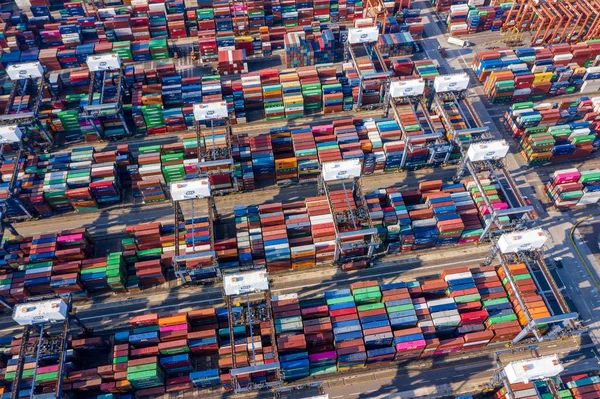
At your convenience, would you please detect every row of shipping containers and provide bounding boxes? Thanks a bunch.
[4,0,417,56]
[545,168,600,208]
[472,42,600,104]
[1,112,471,220]
[504,98,600,165]
[0,308,278,397]
[445,4,510,35]
[0,217,213,304]
[368,179,490,252]
[0,259,558,398]
[494,380,556,399]
[7,58,443,151]
[0,172,517,302]
[0,264,559,396]
[272,264,551,380]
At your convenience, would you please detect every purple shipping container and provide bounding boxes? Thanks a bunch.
[309,351,337,362]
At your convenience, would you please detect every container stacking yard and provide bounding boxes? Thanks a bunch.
[0,262,560,397]
[0,0,593,397]
[0,173,522,301]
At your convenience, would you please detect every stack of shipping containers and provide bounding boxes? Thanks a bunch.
[545,168,600,208]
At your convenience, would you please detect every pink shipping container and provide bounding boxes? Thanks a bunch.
[57,234,86,244]
[480,202,509,215]
[395,339,427,352]
[308,351,337,362]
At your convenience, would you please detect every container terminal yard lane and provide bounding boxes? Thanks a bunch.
[0,251,490,335]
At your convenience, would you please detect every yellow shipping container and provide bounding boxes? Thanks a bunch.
[234,35,253,43]
[532,72,553,83]
[158,314,188,326]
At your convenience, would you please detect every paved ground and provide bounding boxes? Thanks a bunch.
[577,218,600,266]
[322,346,598,399]
[0,248,490,336]
[11,167,462,241]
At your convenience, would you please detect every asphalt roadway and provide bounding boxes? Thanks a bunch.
[0,248,490,336]
[12,167,464,240]
[321,346,599,399]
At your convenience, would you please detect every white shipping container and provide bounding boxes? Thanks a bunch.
[511,107,534,116]
[531,65,550,74]
[553,53,574,61]
[427,298,455,307]
[449,24,468,32]
[507,63,529,71]
[569,128,591,140]
[186,244,212,253]
[272,293,298,302]
[444,272,473,282]
[580,81,600,94]
[467,0,484,6]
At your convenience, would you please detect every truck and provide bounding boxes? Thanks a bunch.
[447,37,470,47]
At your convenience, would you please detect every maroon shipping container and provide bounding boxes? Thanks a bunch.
[463,330,494,343]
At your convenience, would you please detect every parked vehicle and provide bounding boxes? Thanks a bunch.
[447,37,470,47]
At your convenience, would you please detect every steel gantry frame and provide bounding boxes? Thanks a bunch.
[0,72,52,147]
[224,290,281,393]
[483,232,579,345]
[386,95,453,169]
[80,64,130,140]
[345,40,391,111]
[319,174,380,263]
[0,68,52,221]
[194,118,240,195]
[0,140,33,221]
[437,89,537,243]
[504,0,600,45]
[489,347,564,398]
[10,296,90,399]
[363,0,388,33]
[172,195,219,284]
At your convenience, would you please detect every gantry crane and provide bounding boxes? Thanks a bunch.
[80,54,131,140]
